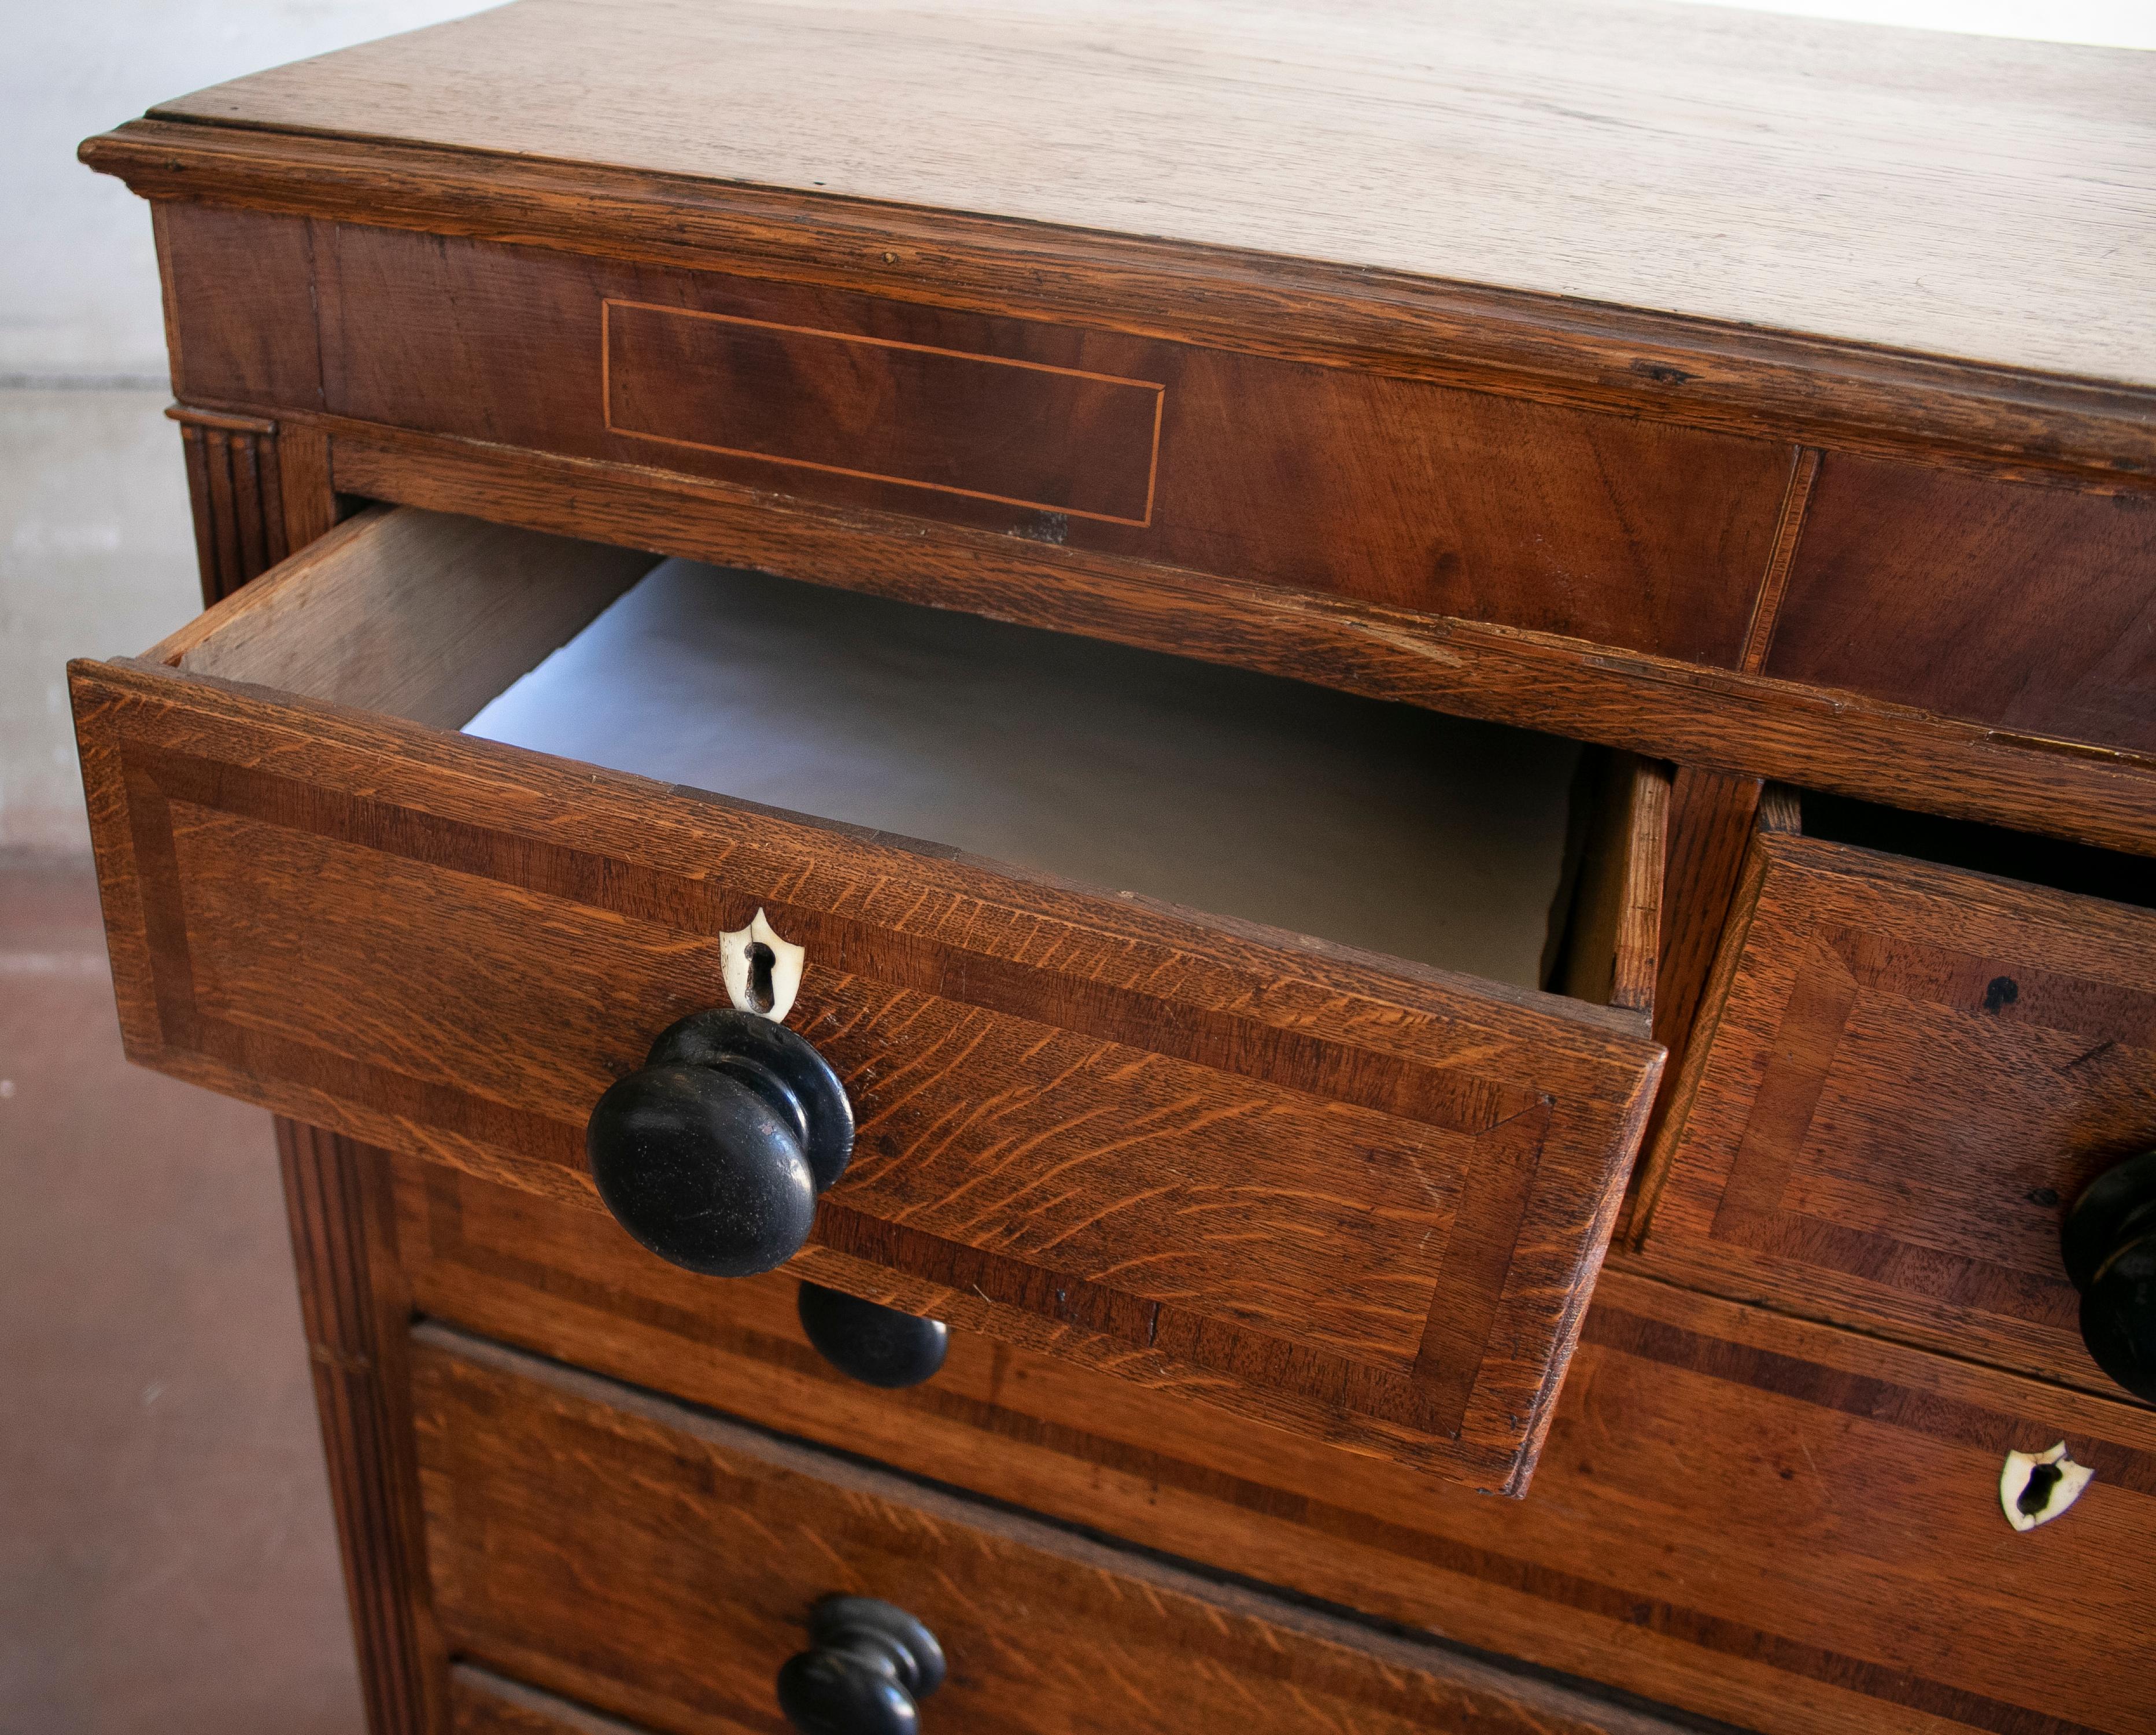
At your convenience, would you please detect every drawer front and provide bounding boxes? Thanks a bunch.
[163,204,1794,666]
[1634,832,2156,1397]
[71,509,1663,1489]
[397,1154,2156,1735]
[413,1326,1684,1735]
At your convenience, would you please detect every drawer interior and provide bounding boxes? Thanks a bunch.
[465,553,1579,989]
[151,503,1662,1012]
[1796,789,2156,910]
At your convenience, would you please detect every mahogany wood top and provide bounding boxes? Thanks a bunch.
[141,0,2156,392]
[85,1,2156,478]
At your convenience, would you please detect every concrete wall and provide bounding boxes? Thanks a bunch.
[1,1,2147,855]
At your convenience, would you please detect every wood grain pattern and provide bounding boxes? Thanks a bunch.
[73,15,2156,1725]
[604,296,1164,525]
[1651,767,1766,1065]
[148,504,653,729]
[413,1323,1703,1735]
[320,415,2156,857]
[130,208,2156,829]
[136,0,2156,403]
[169,403,342,607]
[1739,445,1819,674]
[287,217,1785,664]
[1634,832,2156,1400]
[1555,755,1669,1016]
[170,414,441,1734]
[448,1669,648,1735]
[84,120,2156,488]
[1769,452,2156,754]
[172,409,290,606]
[276,424,339,552]
[1620,766,1766,1245]
[68,603,1664,1486]
[397,1154,2156,1735]
[279,1124,442,1735]
[1758,782,1804,837]
[153,204,322,414]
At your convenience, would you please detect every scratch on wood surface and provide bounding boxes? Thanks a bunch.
[2061,1038,2114,1072]
[1348,619,1467,666]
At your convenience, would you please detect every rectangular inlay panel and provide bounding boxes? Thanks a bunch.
[603,298,1163,524]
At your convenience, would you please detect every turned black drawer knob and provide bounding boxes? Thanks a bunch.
[2063,1148,2156,1404]
[586,1009,854,1278]
[777,1594,946,1735]
[799,1282,949,1388]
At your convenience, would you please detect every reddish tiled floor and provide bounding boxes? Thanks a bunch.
[1,855,363,1734]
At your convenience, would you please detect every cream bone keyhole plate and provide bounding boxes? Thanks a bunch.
[1999,1441,2095,1531]
[720,909,806,1024]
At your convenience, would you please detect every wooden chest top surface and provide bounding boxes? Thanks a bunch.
[146,0,2156,390]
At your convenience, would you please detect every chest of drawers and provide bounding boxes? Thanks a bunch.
[71,3,2156,1730]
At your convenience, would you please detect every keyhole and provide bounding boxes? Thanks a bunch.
[745,941,778,1016]
[2017,1462,2063,1518]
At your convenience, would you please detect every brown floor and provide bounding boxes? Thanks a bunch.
[1,855,363,1734]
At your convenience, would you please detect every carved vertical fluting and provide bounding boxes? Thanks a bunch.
[170,413,431,1730]
[277,1122,440,1735]
[171,404,338,603]
[173,408,286,602]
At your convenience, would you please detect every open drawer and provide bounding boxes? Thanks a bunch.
[1631,795,2156,1404]
[71,505,1666,1490]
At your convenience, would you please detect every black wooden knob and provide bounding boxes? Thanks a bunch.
[799,1283,949,1388]
[586,1009,853,1278]
[777,1594,945,1735]
[2062,1148,2156,1404]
